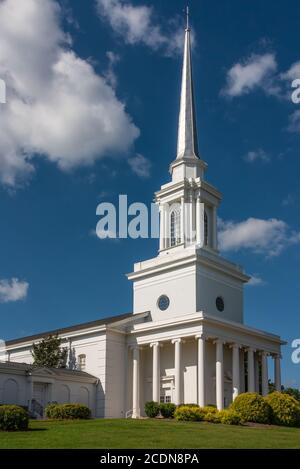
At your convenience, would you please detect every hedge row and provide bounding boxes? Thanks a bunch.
[145,392,300,427]
[174,405,243,425]
[144,401,242,425]
[45,403,91,420]
[230,392,300,427]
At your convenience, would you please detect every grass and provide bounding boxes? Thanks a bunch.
[0,419,300,449]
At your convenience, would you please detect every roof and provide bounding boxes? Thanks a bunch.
[5,311,137,347]
[0,361,98,380]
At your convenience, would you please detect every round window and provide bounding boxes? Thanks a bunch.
[216,296,224,312]
[157,295,170,311]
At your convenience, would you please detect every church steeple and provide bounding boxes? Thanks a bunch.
[154,7,221,255]
[176,7,199,160]
[170,8,206,182]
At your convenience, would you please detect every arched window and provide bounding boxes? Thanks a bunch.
[204,211,208,246]
[78,354,86,371]
[59,384,70,404]
[170,208,181,247]
[3,379,19,404]
[79,386,90,407]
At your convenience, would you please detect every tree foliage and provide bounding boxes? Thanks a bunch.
[282,388,300,402]
[31,335,67,368]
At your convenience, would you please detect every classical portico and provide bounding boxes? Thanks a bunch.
[128,312,283,414]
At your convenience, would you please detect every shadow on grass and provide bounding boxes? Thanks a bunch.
[27,428,48,432]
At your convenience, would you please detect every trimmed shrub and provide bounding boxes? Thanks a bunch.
[265,392,300,427]
[174,405,205,422]
[45,403,91,420]
[45,403,59,419]
[218,409,243,425]
[230,393,272,424]
[0,405,29,431]
[202,405,218,414]
[203,411,221,423]
[144,401,160,418]
[199,406,220,423]
[160,403,176,419]
[177,403,199,408]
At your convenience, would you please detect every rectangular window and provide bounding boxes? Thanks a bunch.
[78,355,86,371]
[160,395,172,403]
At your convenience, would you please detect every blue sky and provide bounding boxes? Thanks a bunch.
[0,0,300,388]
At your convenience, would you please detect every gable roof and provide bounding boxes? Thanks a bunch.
[5,311,146,347]
[0,360,98,381]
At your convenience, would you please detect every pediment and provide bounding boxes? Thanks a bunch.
[30,367,56,376]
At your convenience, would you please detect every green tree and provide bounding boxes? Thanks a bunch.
[268,381,300,401]
[31,335,68,368]
[282,388,300,402]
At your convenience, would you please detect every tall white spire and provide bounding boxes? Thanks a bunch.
[176,8,199,160]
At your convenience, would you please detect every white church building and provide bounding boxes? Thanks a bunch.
[0,21,284,418]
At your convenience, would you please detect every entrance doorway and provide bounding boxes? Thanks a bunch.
[33,382,48,406]
[32,382,48,418]
[160,379,174,403]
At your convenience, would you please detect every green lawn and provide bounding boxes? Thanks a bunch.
[0,419,300,449]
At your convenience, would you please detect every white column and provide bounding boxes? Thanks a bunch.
[196,335,205,407]
[150,342,160,402]
[212,206,218,250]
[274,354,281,391]
[247,348,255,393]
[172,339,182,405]
[196,195,201,246]
[132,346,140,418]
[159,205,164,251]
[164,204,169,249]
[254,353,260,393]
[261,351,269,396]
[215,340,224,410]
[240,349,245,393]
[189,193,194,243]
[181,196,185,245]
[232,344,240,401]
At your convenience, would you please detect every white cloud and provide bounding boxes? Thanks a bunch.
[104,50,120,88]
[0,278,29,303]
[0,0,139,188]
[244,149,270,163]
[128,154,151,178]
[222,53,278,97]
[96,0,183,55]
[222,54,300,103]
[247,275,266,287]
[218,217,300,257]
[287,110,300,133]
[281,61,300,81]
